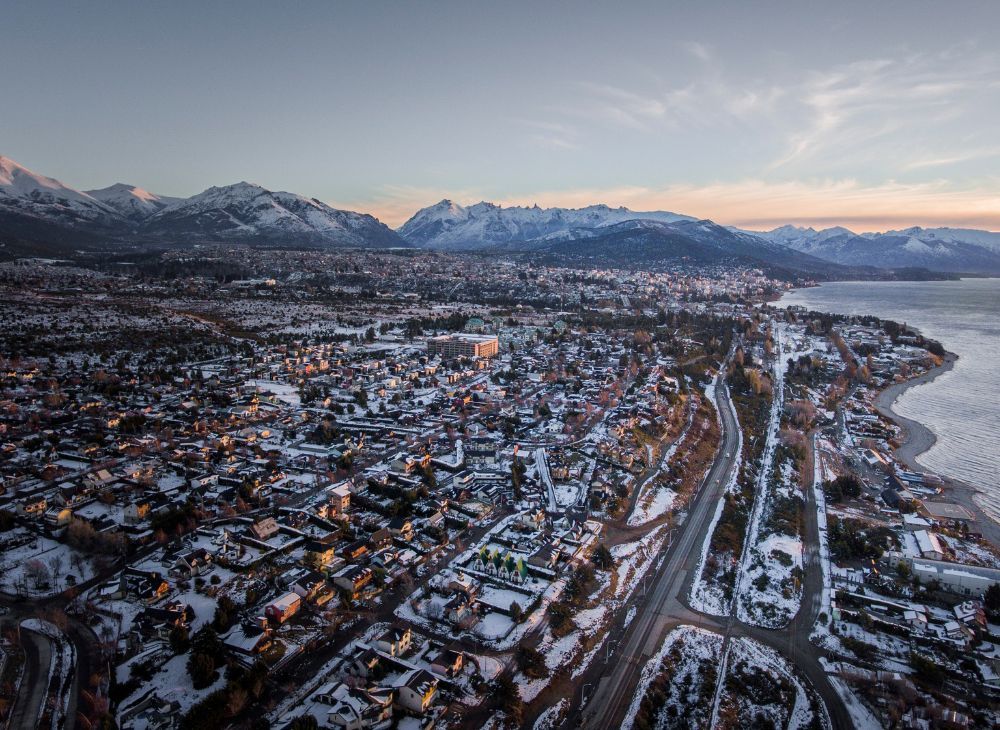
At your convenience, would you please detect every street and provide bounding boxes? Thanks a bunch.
[566,373,852,729]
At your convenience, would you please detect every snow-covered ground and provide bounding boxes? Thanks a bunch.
[688,378,743,616]
[627,485,678,528]
[532,698,568,729]
[720,635,830,730]
[734,323,804,628]
[810,436,836,649]
[627,397,694,527]
[736,456,805,628]
[827,672,883,729]
[0,531,98,598]
[622,626,723,730]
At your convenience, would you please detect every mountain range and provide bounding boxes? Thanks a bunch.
[0,156,405,254]
[3,154,1000,274]
[756,224,1000,273]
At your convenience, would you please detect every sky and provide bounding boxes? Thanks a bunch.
[3,0,1000,231]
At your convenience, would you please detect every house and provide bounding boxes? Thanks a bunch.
[329,482,352,514]
[368,528,392,551]
[428,646,464,677]
[134,602,193,641]
[314,681,393,730]
[223,623,273,660]
[189,472,218,489]
[518,509,546,531]
[392,668,438,714]
[250,517,279,541]
[375,626,411,657]
[44,505,73,529]
[124,499,152,525]
[445,592,476,624]
[333,565,373,599]
[17,495,47,517]
[264,592,302,624]
[343,539,369,560]
[954,600,987,633]
[172,547,213,578]
[903,608,929,633]
[122,568,171,604]
[303,538,337,569]
[349,646,382,679]
[290,569,329,603]
[84,469,115,490]
[914,530,946,560]
[388,516,414,541]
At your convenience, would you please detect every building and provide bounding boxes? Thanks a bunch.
[393,668,438,714]
[885,553,1000,597]
[426,334,499,359]
[333,565,374,599]
[250,517,279,541]
[264,592,302,623]
[315,682,394,730]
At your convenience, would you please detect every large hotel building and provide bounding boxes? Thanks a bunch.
[426,333,499,359]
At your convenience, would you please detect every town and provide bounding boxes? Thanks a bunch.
[0,248,997,730]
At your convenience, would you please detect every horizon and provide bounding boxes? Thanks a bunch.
[5,1,1000,232]
[4,151,1000,236]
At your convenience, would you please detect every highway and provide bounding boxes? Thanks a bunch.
[565,370,852,729]
[574,373,741,728]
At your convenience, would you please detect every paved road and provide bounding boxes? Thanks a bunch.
[567,373,853,729]
[7,622,53,730]
[574,373,743,728]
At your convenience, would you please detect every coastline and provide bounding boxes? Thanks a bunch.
[873,352,1000,545]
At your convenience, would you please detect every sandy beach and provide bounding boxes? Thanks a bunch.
[874,352,1000,545]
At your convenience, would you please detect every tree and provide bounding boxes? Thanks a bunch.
[985,583,1000,621]
[287,716,318,730]
[169,624,190,654]
[187,652,216,689]
[510,601,523,623]
[493,674,523,723]
[591,543,614,570]
[516,642,548,678]
[213,596,237,632]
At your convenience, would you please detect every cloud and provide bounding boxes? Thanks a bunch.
[683,41,712,63]
[770,49,1000,170]
[514,119,581,150]
[339,178,1000,232]
[903,145,1000,170]
[330,184,487,227]
[569,82,668,130]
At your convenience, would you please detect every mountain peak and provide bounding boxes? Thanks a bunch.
[398,199,694,249]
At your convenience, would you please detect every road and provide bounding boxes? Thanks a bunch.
[0,563,110,730]
[574,373,741,728]
[6,622,53,730]
[567,372,853,729]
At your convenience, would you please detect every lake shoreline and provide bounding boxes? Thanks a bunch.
[873,352,1000,544]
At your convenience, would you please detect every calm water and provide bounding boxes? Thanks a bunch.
[778,278,1000,520]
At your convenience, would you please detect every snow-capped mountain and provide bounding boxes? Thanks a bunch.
[0,155,118,227]
[398,199,694,249]
[756,224,1000,274]
[85,183,181,222]
[4,154,1000,271]
[0,155,405,251]
[883,226,1000,254]
[141,182,405,248]
[536,218,844,273]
